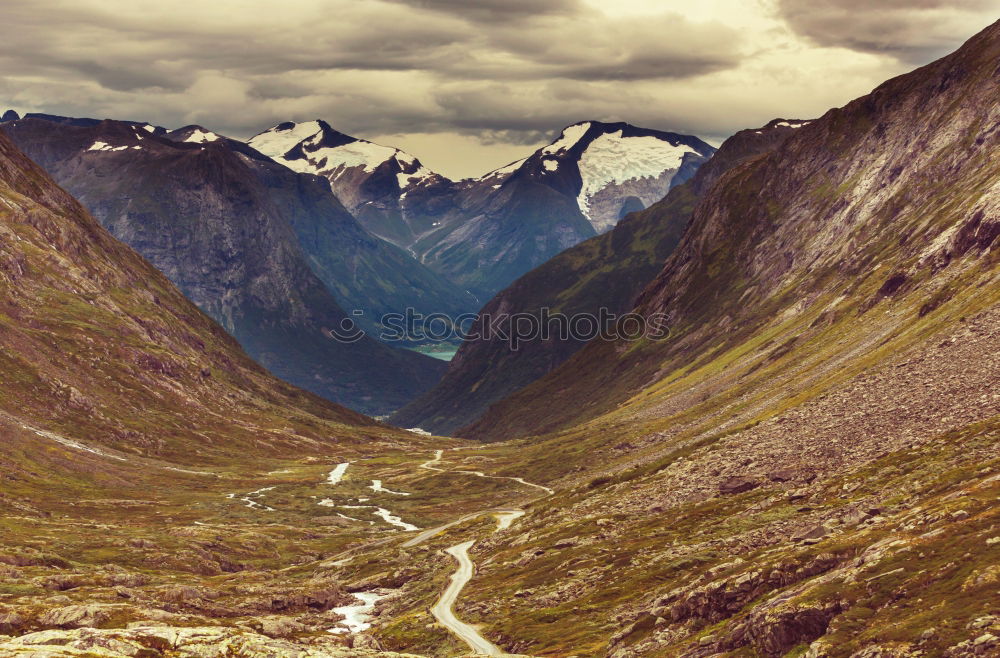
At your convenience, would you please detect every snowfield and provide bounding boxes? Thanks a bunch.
[249,120,433,190]
[576,131,696,216]
[87,141,140,152]
[543,122,590,155]
[183,129,221,144]
[247,121,324,157]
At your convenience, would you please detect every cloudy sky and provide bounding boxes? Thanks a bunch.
[1,0,996,178]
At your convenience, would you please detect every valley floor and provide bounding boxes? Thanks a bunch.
[0,425,555,657]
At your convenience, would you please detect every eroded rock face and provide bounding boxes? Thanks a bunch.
[0,612,26,634]
[0,625,423,657]
[37,603,121,629]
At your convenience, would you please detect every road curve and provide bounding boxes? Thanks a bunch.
[420,448,555,495]
[402,508,525,548]
[432,540,504,656]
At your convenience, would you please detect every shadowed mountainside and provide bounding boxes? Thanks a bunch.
[1,117,448,414]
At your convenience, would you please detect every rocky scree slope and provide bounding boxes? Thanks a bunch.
[391,119,805,436]
[0,116,446,414]
[0,626,424,657]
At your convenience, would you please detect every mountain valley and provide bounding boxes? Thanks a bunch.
[0,11,998,658]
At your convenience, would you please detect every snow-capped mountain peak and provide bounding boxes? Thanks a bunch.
[248,120,325,158]
[248,120,438,192]
[574,128,701,221]
[473,120,716,233]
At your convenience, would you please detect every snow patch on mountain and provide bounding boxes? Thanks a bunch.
[250,120,438,194]
[248,121,324,158]
[482,158,526,181]
[183,128,221,144]
[397,167,433,189]
[87,141,140,152]
[311,139,398,174]
[576,131,697,216]
[543,122,590,155]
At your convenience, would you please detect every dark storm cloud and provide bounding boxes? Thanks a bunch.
[0,0,748,144]
[777,0,1000,63]
[385,0,580,22]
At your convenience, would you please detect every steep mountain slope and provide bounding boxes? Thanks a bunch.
[359,20,1000,657]
[0,128,383,463]
[252,120,715,300]
[391,119,805,435]
[465,19,1000,443]
[1,116,445,414]
[167,124,478,342]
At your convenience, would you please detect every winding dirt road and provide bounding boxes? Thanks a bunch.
[420,448,555,495]
[432,540,505,657]
[420,448,550,656]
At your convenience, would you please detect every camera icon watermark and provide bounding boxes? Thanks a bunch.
[327,308,671,350]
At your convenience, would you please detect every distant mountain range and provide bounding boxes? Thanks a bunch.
[251,119,715,299]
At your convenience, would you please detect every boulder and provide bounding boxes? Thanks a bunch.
[257,616,307,638]
[0,612,25,634]
[767,469,797,482]
[718,477,761,496]
[793,525,830,542]
[39,604,120,629]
